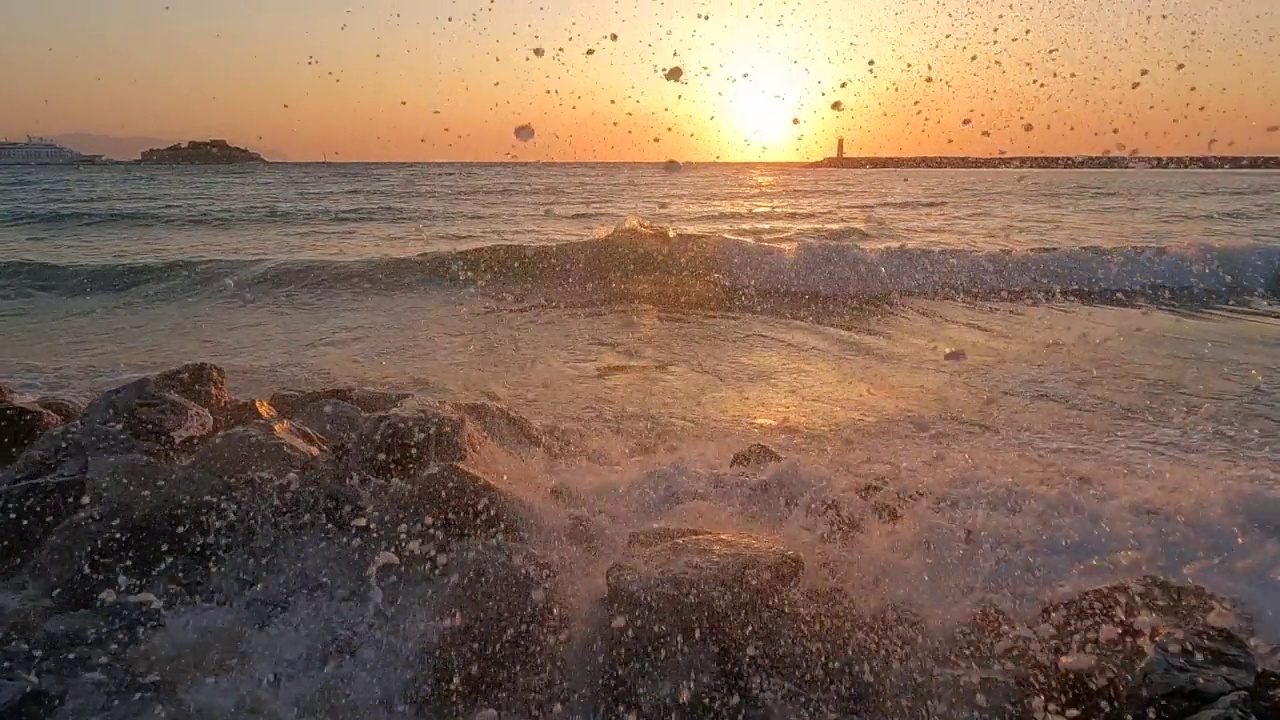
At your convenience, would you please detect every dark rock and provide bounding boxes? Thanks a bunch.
[606,528,803,623]
[625,525,714,549]
[1127,626,1256,718]
[451,401,544,452]
[1,424,147,485]
[1252,663,1280,718]
[30,398,81,424]
[349,410,479,481]
[1,403,62,466]
[0,475,88,576]
[34,492,255,610]
[376,463,530,541]
[1186,691,1257,720]
[188,421,323,479]
[0,680,60,718]
[81,378,213,449]
[0,383,15,404]
[415,540,566,718]
[1015,576,1255,720]
[291,399,365,448]
[729,442,783,469]
[268,387,410,418]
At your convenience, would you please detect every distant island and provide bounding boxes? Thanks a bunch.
[810,140,1280,170]
[139,139,266,164]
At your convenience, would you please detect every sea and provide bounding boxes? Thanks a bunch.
[2,163,1279,714]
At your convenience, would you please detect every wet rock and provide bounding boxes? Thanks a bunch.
[349,410,479,481]
[1,424,147,485]
[625,525,715,549]
[1128,626,1256,718]
[0,680,60,717]
[152,362,232,417]
[606,528,803,622]
[188,421,323,479]
[34,491,255,610]
[31,398,81,424]
[376,463,530,541]
[1016,576,1255,720]
[291,399,365,449]
[1252,662,1280,717]
[1,402,62,466]
[0,474,88,575]
[268,387,410,418]
[0,383,15,404]
[415,540,566,718]
[451,401,544,452]
[1187,691,1257,720]
[81,378,213,450]
[729,442,783,469]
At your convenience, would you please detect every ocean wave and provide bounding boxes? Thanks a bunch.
[2,218,1277,313]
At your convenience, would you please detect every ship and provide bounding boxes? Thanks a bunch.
[139,139,266,164]
[0,136,102,165]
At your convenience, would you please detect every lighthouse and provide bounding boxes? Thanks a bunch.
[836,137,845,159]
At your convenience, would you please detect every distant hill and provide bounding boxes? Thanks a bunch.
[51,133,287,161]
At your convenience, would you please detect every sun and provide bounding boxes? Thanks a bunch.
[725,63,802,147]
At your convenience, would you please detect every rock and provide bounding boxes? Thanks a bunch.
[1016,576,1256,720]
[1253,664,1280,718]
[1187,691,1258,720]
[625,526,714,549]
[0,680,60,717]
[268,387,410,418]
[0,383,15,404]
[81,378,214,449]
[291,399,365,448]
[606,529,804,623]
[1128,626,1256,718]
[31,398,81,423]
[34,491,254,610]
[152,362,232,416]
[729,442,783,469]
[376,463,530,541]
[188,421,323,479]
[415,540,566,718]
[0,474,88,575]
[349,410,479,481]
[1,402,62,466]
[944,348,969,361]
[451,401,544,452]
[1,423,148,485]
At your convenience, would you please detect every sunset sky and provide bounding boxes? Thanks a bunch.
[3,0,1278,161]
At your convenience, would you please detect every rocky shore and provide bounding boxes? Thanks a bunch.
[1,365,1278,719]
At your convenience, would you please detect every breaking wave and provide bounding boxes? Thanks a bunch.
[2,218,1277,316]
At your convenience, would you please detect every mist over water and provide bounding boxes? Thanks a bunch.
[2,164,1279,718]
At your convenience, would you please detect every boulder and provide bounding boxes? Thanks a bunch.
[152,362,232,417]
[31,397,82,423]
[1014,576,1257,720]
[268,387,410,418]
[0,474,88,576]
[451,401,544,452]
[606,528,804,623]
[34,491,255,610]
[349,410,479,481]
[1,402,62,466]
[0,680,59,717]
[188,421,323,480]
[729,442,783,469]
[0,383,15,404]
[81,378,213,449]
[1187,691,1258,720]
[376,463,530,541]
[1127,626,1256,718]
[291,399,365,448]
[415,540,566,718]
[1,423,148,485]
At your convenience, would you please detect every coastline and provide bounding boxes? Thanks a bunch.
[809,154,1280,170]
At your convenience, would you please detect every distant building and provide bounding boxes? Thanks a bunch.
[836,137,845,159]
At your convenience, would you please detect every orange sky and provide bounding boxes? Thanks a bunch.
[3,0,1278,161]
